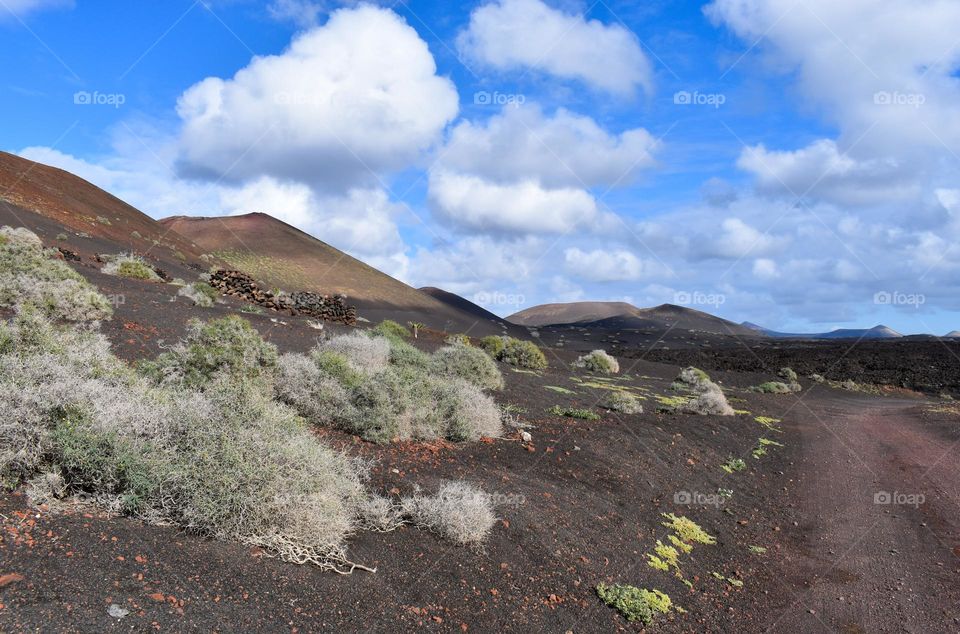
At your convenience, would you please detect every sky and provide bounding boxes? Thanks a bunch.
[2,0,959,335]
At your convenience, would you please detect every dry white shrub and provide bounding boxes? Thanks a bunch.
[177,283,213,307]
[573,349,620,374]
[320,333,391,376]
[401,481,496,545]
[102,254,161,281]
[0,312,376,573]
[435,378,504,441]
[0,226,113,322]
[602,390,643,414]
[682,382,735,416]
[357,494,404,532]
[677,366,711,386]
[274,353,355,424]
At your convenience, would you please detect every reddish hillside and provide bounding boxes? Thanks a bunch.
[509,301,759,337]
[161,213,512,334]
[507,301,638,327]
[0,151,205,264]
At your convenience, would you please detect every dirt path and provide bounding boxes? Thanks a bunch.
[766,391,960,633]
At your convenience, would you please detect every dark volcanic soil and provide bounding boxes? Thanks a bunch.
[3,330,959,631]
[628,339,960,396]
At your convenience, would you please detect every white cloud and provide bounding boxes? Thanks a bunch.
[439,103,658,188]
[706,0,960,156]
[563,247,664,282]
[737,139,916,206]
[700,217,783,259]
[19,146,409,267]
[267,0,325,27]
[752,258,779,280]
[458,0,653,96]
[428,170,598,235]
[0,0,71,18]
[176,5,458,191]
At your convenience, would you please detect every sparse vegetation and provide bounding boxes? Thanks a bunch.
[478,335,506,358]
[444,333,472,346]
[383,336,431,370]
[430,344,504,391]
[595,584,673,625]
[177,281,218,307]
[481,336,548,370]
[547,405,601,421]
[661,513,716,546]
[138,316,278,389]
[573,349,620,374]
[666,366,735,416]
[372,319,410,340]
[601,390,643,414]
[677,366,710,386]
[683,382,735,416]
[277,337,502,444]
[751,381,797,394]
[103,254,161,281]
[751,368,801,394]
[752,437,784,459]
[0,311,378,571]
[721,457,747,473]
[0,226,113,322]
[407,321,425,339]
[319,332,391,376]
[401,481,496,545]
[755,416,783,432]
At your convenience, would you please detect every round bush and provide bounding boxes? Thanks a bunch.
[431,345,504,391]
[478,335,506,358]
[501,338,548,370]
[434,378,503,441]
[371,319,410,340]
[573,350,620,374]
[602,390,643,414]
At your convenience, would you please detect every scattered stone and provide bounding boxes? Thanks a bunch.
[108,604,129,619]
[0,573,24,588]
[208,270,357,324]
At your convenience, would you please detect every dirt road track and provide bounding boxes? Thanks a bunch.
[766,391,960,633]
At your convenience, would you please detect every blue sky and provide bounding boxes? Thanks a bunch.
[3,0,960,335]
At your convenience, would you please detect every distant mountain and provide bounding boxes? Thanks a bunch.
[507,301,637,327]
[944,331,960,338]
[742,322,903,340]
[508,301,759,337]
